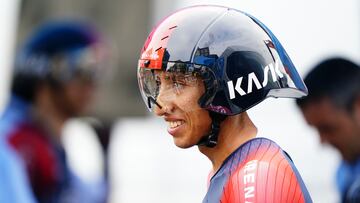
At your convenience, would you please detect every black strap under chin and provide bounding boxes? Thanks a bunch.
[197,112,226,148]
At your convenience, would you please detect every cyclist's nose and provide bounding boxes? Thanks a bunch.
[154,86,175,116]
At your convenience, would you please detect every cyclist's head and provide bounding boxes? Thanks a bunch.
[137,5,307,147]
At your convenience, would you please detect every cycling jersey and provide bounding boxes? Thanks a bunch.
[203,137,312,203]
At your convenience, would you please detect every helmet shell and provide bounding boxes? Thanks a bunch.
[138,5,307,115]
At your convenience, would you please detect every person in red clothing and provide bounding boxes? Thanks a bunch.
[5,21,107,203]
[137,5,312,202]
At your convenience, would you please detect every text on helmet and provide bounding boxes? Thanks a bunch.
[227,60,284,99]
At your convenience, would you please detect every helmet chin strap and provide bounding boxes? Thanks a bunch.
[197,112,226,148]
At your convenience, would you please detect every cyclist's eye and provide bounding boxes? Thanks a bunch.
[173,81,183,89]
[172,81,186,94]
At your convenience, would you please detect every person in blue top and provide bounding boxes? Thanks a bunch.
[296,57,360,202]
[3,21,107,203]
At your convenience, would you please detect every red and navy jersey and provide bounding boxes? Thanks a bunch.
[3,96,106,203]
[0,96,68,203]
[8,121,69,203]
[203,138,312,203]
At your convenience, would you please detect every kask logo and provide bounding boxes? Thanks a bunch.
[227,60,284,99]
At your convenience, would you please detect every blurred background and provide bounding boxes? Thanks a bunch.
[1,0,359,202]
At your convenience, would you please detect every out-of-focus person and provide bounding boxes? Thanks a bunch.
[4,21,107,203]
[296,58,360,203]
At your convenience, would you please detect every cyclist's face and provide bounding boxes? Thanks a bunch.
[153,71,212,148]
[301,98,360,162]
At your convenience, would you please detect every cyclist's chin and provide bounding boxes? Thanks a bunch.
[172,130,198,149]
